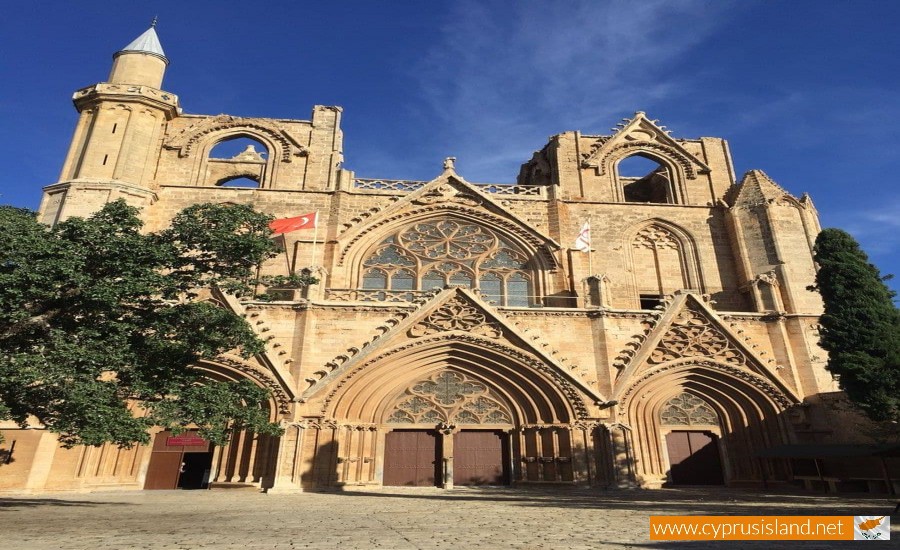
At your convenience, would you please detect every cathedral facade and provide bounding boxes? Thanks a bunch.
[5,25,886,494]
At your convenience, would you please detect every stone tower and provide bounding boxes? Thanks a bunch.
[39,23,179,225]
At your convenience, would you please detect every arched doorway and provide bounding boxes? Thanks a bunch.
[381,371,514,487]
[307,326,593,489]
[621,361,794,488]
[145,357,287,491]
[660,392,724,486]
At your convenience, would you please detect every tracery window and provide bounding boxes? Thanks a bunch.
[659,392,718,426]
[386,371,513,425]
[362,219,534,306]
[631,223,690,306]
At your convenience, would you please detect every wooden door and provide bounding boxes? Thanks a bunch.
[454,430,505,485]
[144,451,182,490]
[144,430,211,490]
[383,430,438,487]
[665,430,724,485]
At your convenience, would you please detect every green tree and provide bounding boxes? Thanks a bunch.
[0,200,292,447]
[812,228,900,422]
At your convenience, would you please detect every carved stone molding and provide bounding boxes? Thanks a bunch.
[519,423,572,430]
[571,421,603,431]
[297,418,339,430]
[633,225,680,250]
[619,360,794,411]
[164,115,309,161]
[503,310,591,318]
[386,371,513,425]
[583,141,705,180]
[648,305,746,367]
[412,183,483,207]
[339,423,378,431]
[321,333,591,420]
[611,310,665,372]
[337,205,559,269]
[409,298,503,338]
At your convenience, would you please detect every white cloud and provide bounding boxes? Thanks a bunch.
[411,0,731,181]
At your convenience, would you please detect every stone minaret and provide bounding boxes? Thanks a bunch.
[40,21,180,224]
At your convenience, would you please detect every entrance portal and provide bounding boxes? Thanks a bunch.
[665,430,724,485]
[454,430,506,485]
[383,430,440,487]
[144,431,213,490]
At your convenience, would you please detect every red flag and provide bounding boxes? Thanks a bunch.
[269,212,318,235]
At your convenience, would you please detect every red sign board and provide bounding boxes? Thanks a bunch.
[166,435,208,447]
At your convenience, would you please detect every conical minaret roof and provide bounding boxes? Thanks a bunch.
[116,23,167,63]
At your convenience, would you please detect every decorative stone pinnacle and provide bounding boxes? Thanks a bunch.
[443,157,456,170]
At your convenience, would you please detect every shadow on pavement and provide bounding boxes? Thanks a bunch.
[0,497,130,509]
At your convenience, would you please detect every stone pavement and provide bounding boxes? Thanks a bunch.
[0,487,896,549]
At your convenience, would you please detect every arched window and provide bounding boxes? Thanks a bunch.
[361,219,535,306]
[631,224,693,308]
[617,154,673,204]
[206,136,268,188]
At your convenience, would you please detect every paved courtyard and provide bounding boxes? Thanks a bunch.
[0,487,896,549]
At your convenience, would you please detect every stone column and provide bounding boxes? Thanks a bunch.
[505,429,517,485]
[268,422,304,493]
[570,423,595,485]
[517,428,528,482]
[534,427,545,481]
[609,423,637,488]
[438,423,457,489]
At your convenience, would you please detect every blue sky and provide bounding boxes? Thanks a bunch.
[2,1,900,290]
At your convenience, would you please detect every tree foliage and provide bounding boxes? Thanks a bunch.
[812,228,900,422]
[0,200,292,447]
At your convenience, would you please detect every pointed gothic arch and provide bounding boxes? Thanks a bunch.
[335,209,556,305]
[624,219,704,307]
[616,153,676,204]
[617,359,794,487]
[177,356,290,489]
[194,355,292,418]
[303,333,593,487]
[191,129,280,188]
[321,334,587,424]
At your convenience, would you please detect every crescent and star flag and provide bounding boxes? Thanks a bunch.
[574,221,592,252]
[269,212,318,234]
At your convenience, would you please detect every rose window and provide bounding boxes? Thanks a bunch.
[362,219,534,306]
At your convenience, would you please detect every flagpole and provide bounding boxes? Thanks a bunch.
[281,233,292,275]
[310,211,319,268]
[587,216,593,277]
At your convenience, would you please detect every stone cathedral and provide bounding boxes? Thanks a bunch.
[3,25,895,495]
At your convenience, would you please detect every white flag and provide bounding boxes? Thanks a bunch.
[574,221,592,252]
